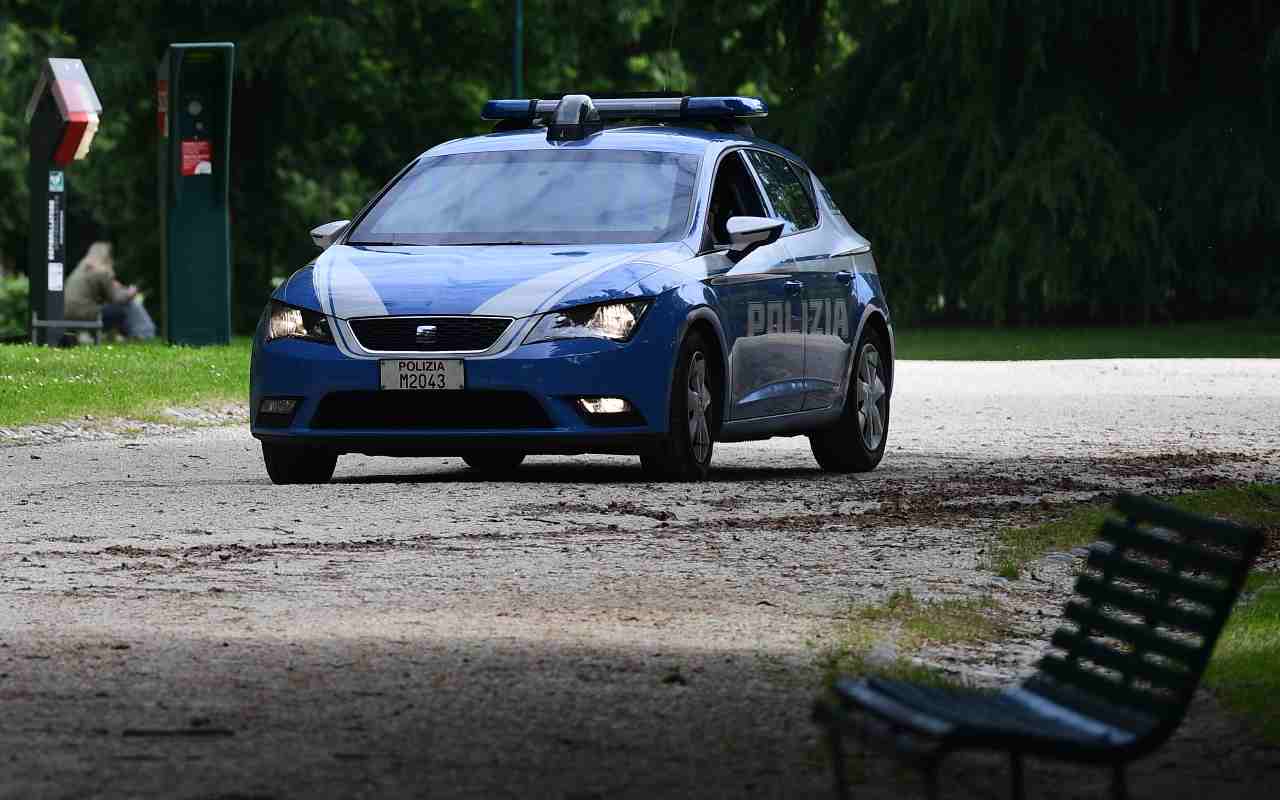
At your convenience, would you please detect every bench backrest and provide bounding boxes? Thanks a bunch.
[1028,493,1263,733]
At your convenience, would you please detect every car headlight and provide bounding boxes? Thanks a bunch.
[524,300,651,345]
[265,300,334,344]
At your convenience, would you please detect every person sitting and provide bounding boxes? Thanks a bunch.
[63,242,156,340]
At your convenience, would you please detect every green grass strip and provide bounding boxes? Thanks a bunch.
[983,484,1280,579]
[818,590,1005,688]
[0,339,251,428]
[1206,575,1280,743]
[895,321,1280,360]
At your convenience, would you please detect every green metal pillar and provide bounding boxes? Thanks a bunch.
[157,42,235,346]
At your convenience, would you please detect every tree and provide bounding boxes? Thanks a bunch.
[0,1,1275,329]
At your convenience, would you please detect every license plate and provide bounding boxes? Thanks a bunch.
[379,359,464,391]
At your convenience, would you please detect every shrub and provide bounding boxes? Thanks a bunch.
[0,274,28,339]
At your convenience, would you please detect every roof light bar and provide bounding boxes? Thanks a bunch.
[481,95,768,123]
[547,94,603,141]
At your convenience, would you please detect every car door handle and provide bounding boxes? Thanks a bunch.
[835,271,853,285]
[784,280,804,295]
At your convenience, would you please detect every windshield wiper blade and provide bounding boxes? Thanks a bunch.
[457,241,532,246]
[347,241,400,246]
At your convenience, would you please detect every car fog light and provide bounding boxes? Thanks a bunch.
[578,397,632,415]
[259,397,299,415]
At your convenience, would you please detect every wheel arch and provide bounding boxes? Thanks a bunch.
[852,305,895,396]
[675,305,730,434]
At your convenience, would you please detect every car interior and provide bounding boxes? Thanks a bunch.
[705,151,768,249]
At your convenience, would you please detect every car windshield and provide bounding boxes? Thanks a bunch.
[347,149,700,246]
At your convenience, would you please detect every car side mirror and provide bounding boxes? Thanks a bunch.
[310,220,350,250]
[725,216,785,263]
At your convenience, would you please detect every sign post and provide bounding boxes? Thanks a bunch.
[157,42,234,346]
[25,59,102,345]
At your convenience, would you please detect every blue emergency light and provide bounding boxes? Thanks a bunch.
[482,94,768,140]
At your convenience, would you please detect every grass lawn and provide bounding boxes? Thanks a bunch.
[0,339,251,428]
[1207,574,1280,742]
[896,320,1280,360]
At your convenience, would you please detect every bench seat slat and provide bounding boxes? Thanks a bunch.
[1085,548,1227,608]
[1037,654,1169,716]
[1115,494,1255,548]
[1063,603,1202,666]
[1100,520,1241,577]
[1075,575,1219,634]
[1050,630,1195,693]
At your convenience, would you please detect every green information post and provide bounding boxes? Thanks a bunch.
[157,43,234,345]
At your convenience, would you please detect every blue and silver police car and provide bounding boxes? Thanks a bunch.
[250,95,893,483]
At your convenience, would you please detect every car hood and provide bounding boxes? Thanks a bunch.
[293,242,693,320]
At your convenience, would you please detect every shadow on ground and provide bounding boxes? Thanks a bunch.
[4,630,1271,799]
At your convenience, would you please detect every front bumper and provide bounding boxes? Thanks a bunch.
[249,317,677,456]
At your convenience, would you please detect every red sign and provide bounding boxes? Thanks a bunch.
[181,139,213,176]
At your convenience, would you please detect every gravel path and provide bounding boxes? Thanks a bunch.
[2,359,1278,799]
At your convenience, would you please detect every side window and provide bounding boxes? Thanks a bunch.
[745,151,819,232]
[705,151,768,248]
[792,165,818,209]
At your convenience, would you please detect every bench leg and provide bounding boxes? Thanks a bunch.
[1010,752,1024,800]
[1111,764,1128,800]
[825,728,852,800]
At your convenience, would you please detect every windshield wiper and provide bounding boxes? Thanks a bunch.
[457,241,534,246]
[347,241,400,246]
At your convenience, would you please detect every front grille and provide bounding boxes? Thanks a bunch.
[348,316,511,352]
[311,391,553,430]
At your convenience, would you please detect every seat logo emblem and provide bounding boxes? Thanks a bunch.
[415,324,438,345]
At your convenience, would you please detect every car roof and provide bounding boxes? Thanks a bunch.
[423,125,810,167]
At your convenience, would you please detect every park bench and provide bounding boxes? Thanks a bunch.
[31,311,103,345]
[813,493,1264,800]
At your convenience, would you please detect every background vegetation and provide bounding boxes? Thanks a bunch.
[1,1,1277,332]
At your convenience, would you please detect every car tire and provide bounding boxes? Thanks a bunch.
[261,442,338,485]
[461,451,526,474]
[809,326,890,473]
[640,329,719,481]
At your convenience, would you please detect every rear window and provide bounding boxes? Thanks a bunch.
[348,149,699,246]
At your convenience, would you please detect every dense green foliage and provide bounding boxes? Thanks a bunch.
[0,274,28,338]
[1,1,1276,330]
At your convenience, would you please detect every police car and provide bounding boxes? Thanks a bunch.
[250,94,893,483]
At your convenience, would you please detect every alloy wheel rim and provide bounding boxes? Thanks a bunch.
[686,351,712,463]
[856,343,886,451]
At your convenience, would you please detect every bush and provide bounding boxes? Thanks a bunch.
[0,274,28,339]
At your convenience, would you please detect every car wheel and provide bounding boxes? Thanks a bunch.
[461,451,526,474]
[640,329,718,481]
[261,442,338,484]
[809,327,890,473]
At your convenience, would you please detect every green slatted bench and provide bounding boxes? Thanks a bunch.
[813,494,1264,800]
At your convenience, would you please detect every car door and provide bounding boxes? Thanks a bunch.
[703,150,807,419]
[744,150,849,412]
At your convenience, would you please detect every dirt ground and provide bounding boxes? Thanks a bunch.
[2,359,1279,799]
